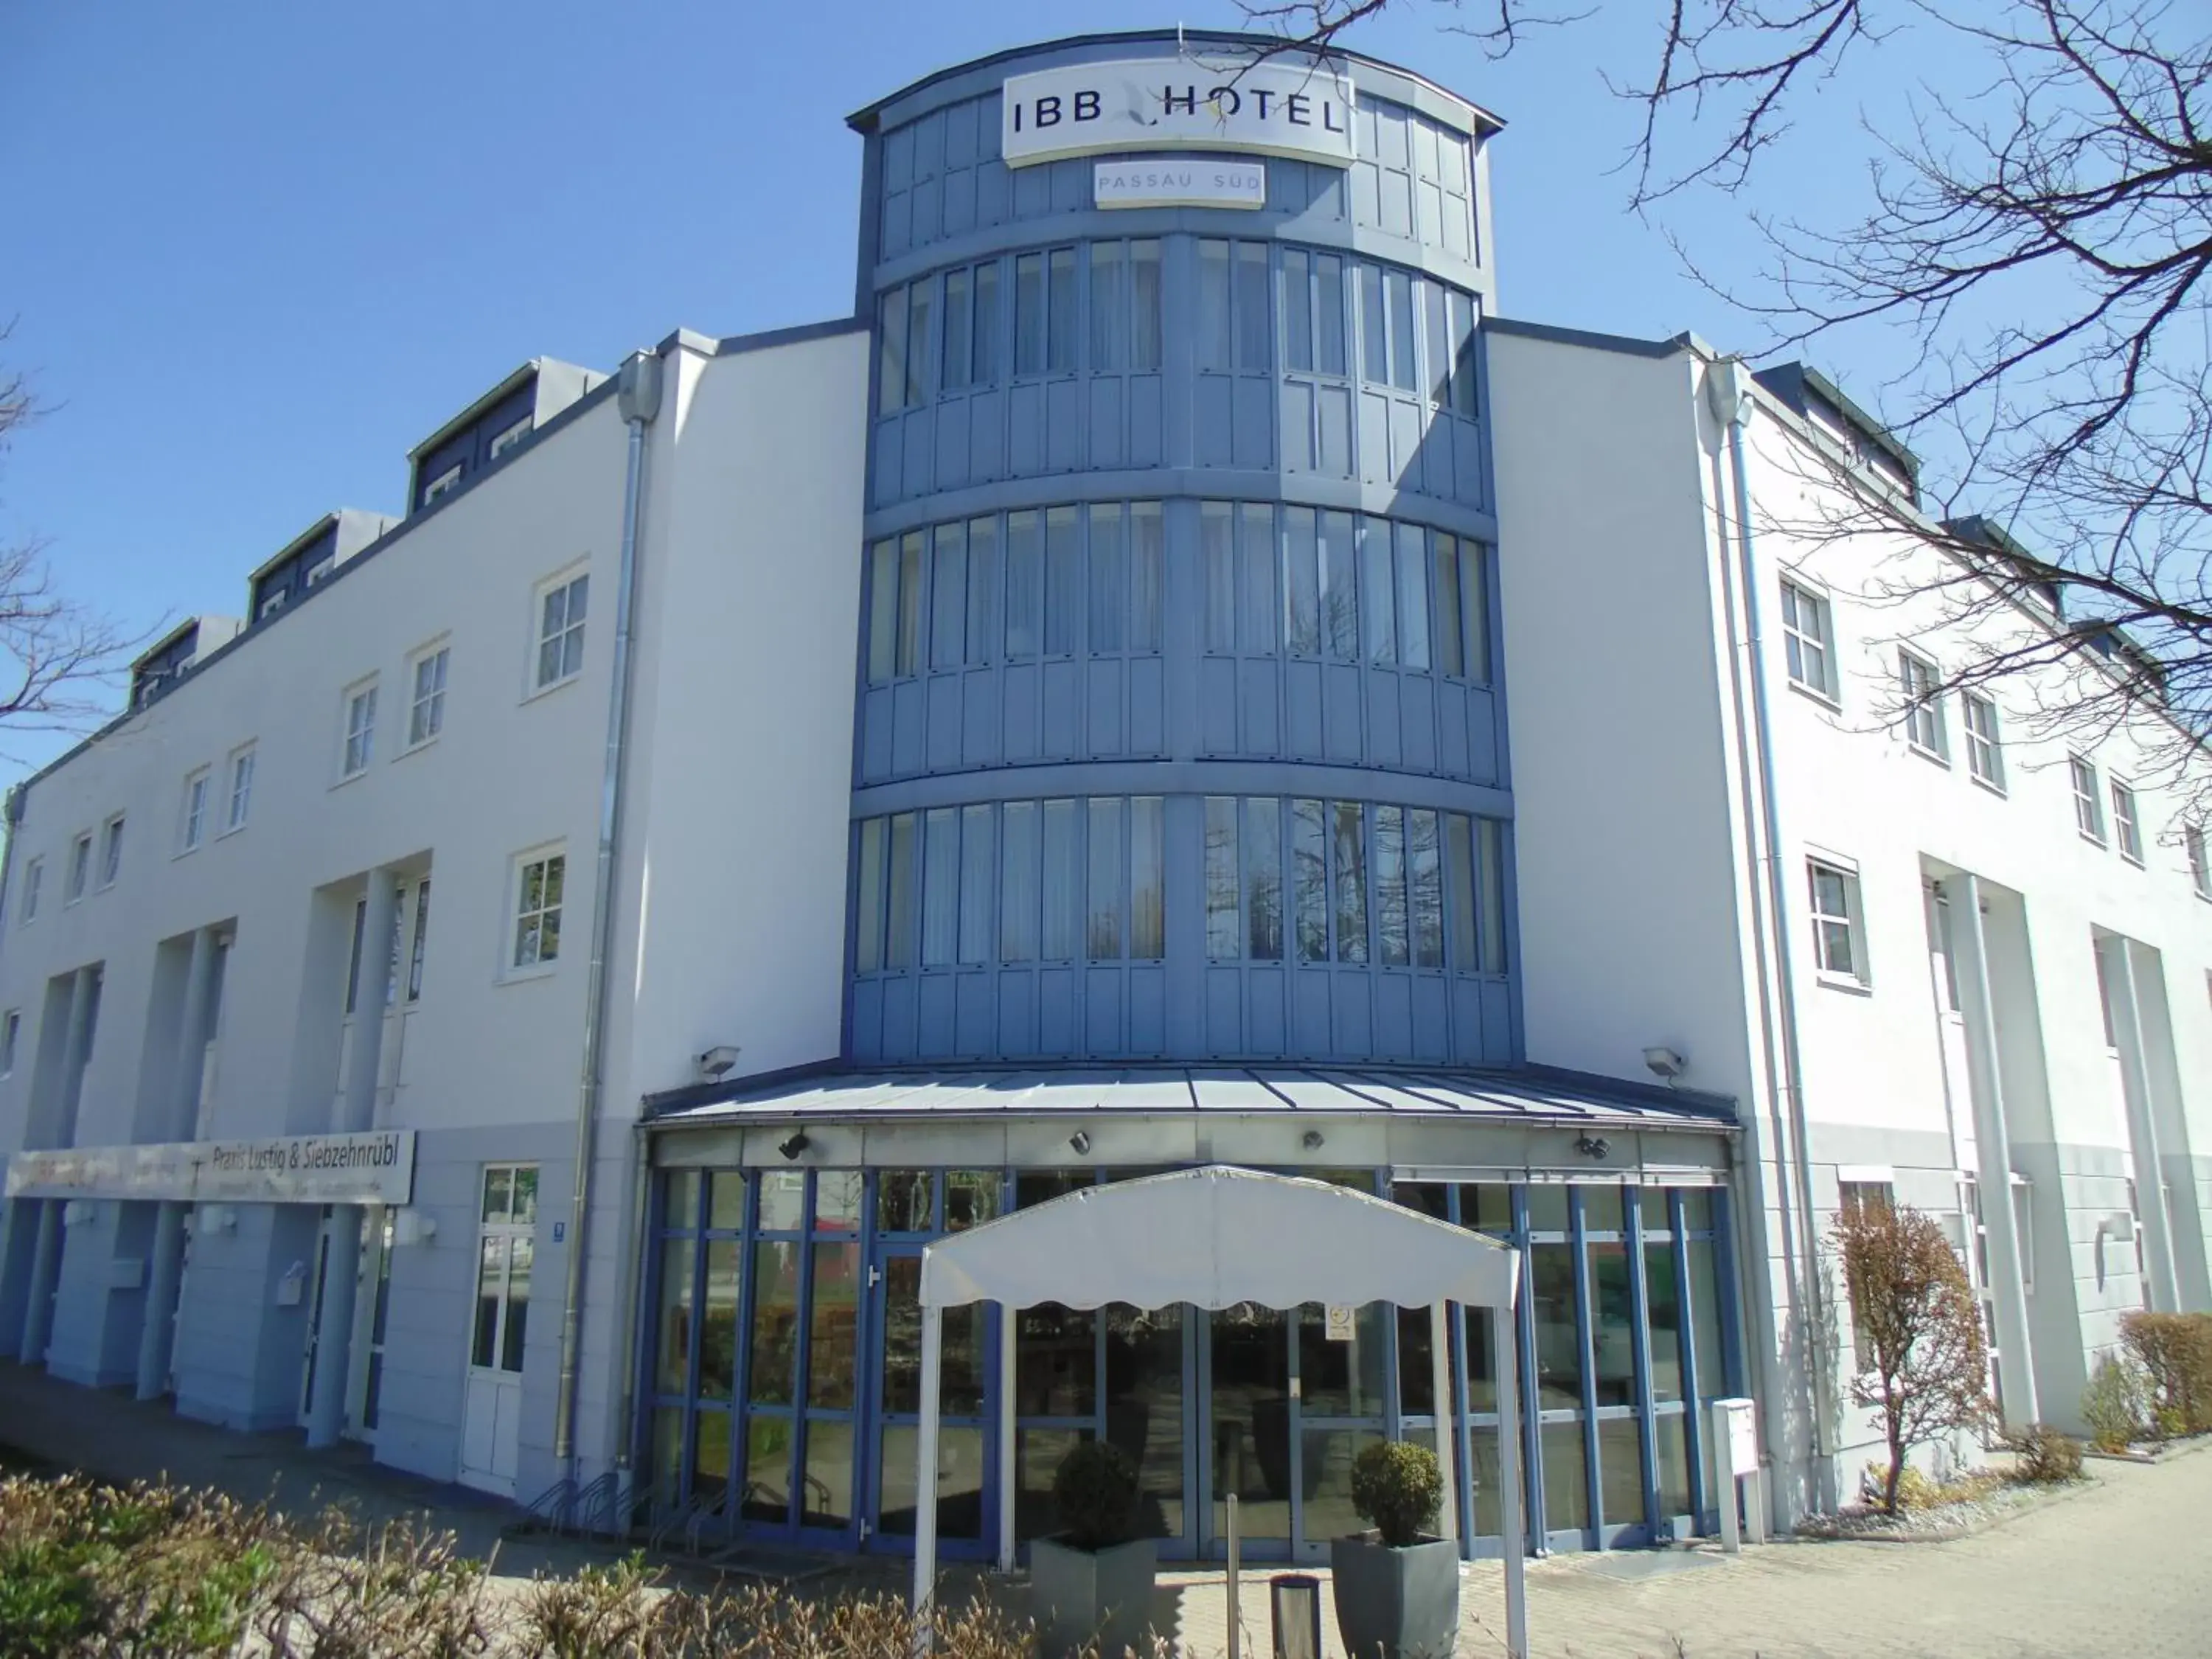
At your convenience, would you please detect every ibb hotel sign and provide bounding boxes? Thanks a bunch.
[1001,58,1357,169]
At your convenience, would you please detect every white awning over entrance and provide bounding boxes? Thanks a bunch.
[908,1165,1529,1656]
[922,1162,1519,1311]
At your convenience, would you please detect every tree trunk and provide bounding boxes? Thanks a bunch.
[1884,1422,1906,1516]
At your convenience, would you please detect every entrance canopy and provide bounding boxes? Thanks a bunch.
[921,1163,1517,1312]
[908,1165,1528,1657]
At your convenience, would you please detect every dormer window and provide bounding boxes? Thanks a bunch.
[488,417,531,460]
[259,588,288,621]
[422,464,464,507]
[304,554,336,588]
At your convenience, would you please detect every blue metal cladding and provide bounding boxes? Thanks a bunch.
[849,37,1515,1068]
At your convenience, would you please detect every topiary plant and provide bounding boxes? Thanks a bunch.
[1349,1439,1444,1548]
[1051,1439,1142,1551]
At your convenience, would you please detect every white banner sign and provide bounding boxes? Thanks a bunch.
[1003,58,1356,169]
[4,1130,416,1206]
[1096,159,1265,209]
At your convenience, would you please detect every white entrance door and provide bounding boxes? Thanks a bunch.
[458,1164,538,1496]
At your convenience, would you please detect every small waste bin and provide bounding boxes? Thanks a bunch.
[1270,1573,1323,1659]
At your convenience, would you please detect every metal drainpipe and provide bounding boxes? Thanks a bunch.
[1708,361,1841,1499]
[553,349,664,1481]
[608,1119,653,1482]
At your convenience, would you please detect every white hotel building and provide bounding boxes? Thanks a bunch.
[1,30,2206,1563]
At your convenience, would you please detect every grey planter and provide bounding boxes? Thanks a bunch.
[1329,1533,1461,1659]
[1029,1534,1159,1658]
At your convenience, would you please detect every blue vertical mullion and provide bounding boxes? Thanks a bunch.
[680,1222,709,1507]
[732,1173,764,1530]
[787,1172,818,1531]
[1713,1184,1747,1397]
[1286,1295,1307,1555]
[1624,1186,1661,1539]
[854,1171,881,1545]
[1673,1189,1708,1524]
[629,1172,669,1495]
[1512,1186,1544,1551]
[1570,1187,1600,1545]
[1445,1183,1476,1559]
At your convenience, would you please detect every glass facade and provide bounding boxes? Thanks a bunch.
[641,1166,1736,1561]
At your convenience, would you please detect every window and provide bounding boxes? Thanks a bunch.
[19,857,41,923]
[177,770,209,852]
[857,797,1164,973]
[421,463,462,506]
[535,572,588,690]
[1898,651,1946,760]
[0,1010,18,1077]
[1197,240,1270,373]
[97,815,124,888]
[341,684,377,778]
[225,747,255,833]
[66,833,91,903]
[1087,240,1164,373]
[867,534,925,682]
[2011,1178,2035,1294]
[2111,781,2143,865]
[407,879,431,1002]
[408,646,450,747]
[511,851,565,971]
[1809,859,1865,981]
[258,588,289,621]
[1780,580,1833,698]
[472,1165,538,1375]
[487,416,531,459]
[1963,694,2004,790]
[2188,827,2210,900]
[304,554,335,588]
[1839,1180,1895,1372]
[2070,756,2104,842]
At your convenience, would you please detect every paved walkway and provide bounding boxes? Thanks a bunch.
[2,1359,2206,1657]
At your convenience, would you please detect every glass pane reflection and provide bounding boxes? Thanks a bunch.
[1596,1415,1644,1529]
[880,1423,987,1539]
[1529,1244,1581,1409]
[1542,1422,1588,1532]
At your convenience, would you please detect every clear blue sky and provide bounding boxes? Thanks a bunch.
[0,0,1930,785]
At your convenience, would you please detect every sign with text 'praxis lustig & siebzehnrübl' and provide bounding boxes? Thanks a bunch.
[1001,57,1357,169]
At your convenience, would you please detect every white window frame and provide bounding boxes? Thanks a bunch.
[0,1009,19,1077]
[1779,578,1836,702]
[258,588,288,622]
[223,745,256,835]
[2110,779,2143,866]
[1898,649,1947,762]
[19,856,41,924]
[530,567,590,695]
[421,462,463,507]
[179,768,210,853]
[66,832,91,904]
[303,553,336,589]
[2189,826,2211,901]
[2070,755,2105,844]
[1962,692,2004,793]
[340,680,378,779]
[1808,856,1868,986]
[98,814,124,889]
[505,845,566,978]
[487,416,532,460]
[406,642,451,750]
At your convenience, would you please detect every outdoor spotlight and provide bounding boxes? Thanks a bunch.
[1575,1135,1612,1161]
[1643,1046,1688,1081]
[778,1130,812,1161]
[1068,1130,1093,1155]
[1301,1129,1326,1151]
[696,1044,742,1081]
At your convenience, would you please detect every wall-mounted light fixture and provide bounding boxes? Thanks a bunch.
[1301,1129,1326,1152]
[393,1208,439,1247]
[1068,1130,1093,1156]
[777,1131,812,1161]
[1575,1135,1612,1161]
[1643,1046,1688,1082]
[696,1045,741,1082]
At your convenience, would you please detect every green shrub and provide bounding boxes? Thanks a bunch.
[2007,1424,2084,1484]
[2119,1311,2212,1434]
[1349,1439,1444,1547]
[1051,1438,1143,1551]
[2082,1353,2148,1453]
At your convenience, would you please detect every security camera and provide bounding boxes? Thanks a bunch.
[696,1045,741,1081]
[1643,1046,1688,1082]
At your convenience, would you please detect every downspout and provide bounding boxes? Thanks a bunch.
[1705,360,1840,1503]
[554,349,664,1481]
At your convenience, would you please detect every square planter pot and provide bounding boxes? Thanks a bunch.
[1330,1532,1461,1659]
[1029,1534,1159,1658]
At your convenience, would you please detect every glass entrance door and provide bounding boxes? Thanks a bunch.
[869,1248,990,1552]
[1199,1301,1392,1562]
